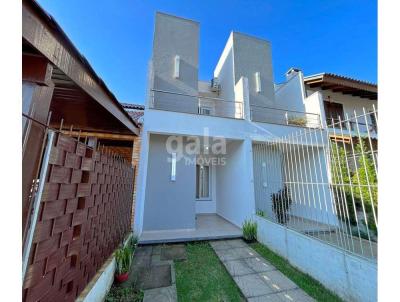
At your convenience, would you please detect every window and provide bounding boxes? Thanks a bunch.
[324,101,345,128]
[196,164,210,199]
[199,106,212,116]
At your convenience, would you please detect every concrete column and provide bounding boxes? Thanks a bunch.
[234,76,251,120]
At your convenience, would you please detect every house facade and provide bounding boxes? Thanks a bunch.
[133,12,339,241]
[304,72,377,138]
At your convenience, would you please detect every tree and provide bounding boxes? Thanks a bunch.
[330,142,357,225]
[352,139,378,231]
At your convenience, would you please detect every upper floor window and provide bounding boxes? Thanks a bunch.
[324,101,345,128]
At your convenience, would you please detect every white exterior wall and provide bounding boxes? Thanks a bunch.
[282,145,338,225]
[214,33,236,102]
[256,216,377,302]
[275,71,306,112]
[252,142,338,226]
[216,139,255,227]
[306,87,378,126]
[304,91,326,127]
[252,144,283,218]
[232,32,275,107]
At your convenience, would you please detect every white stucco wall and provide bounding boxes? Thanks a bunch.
[256,216,377,302]
[282,145,338,225]
[232,32,275,107]
[252,141,338,226]
[214,33,236,103]
[151,12,199,113]
[306,87,377,126]
[216,139,255,227]
[275,71,306,112]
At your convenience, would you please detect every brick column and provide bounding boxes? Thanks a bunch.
[131,132,142,228]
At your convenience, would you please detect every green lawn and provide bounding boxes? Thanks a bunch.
[174,242,245,302]
[250,242,343,302]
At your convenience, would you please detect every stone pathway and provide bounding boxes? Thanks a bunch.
[210,239,315,302]
[123,244,187,302]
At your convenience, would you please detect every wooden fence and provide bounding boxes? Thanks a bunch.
[23,132,134,302]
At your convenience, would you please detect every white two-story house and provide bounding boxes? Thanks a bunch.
[134,12,339,243]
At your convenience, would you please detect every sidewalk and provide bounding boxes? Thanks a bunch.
[210,239,315,302]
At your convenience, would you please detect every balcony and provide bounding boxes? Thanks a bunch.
[326,118,378,136]
[150,89,321,128]
[150,89,244,119]
[250,105,321,128]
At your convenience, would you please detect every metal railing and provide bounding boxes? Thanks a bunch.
[250,104,321,128]
[326,109,378,136]
[150,89,244,119]
[253,107,378,260]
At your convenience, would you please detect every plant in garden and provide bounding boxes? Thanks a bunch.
[105,287,143,302]
[287,116,307,127]
[114,245,133,282]
[271,185,292,224]
[330,140,378,234]
[256,209,265,217]
[242,220,257,242]
[352,140,377,229]
[330,142,357,226]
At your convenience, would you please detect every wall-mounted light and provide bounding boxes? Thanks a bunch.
[174,55,180,79]
[171,152,177,181]
[255,72,261,93]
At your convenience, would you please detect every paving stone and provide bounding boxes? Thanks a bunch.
[278,289,315,302]
[136,245,153,257]
[212,241,312,302]
[227,239,248,248]
[244,257,276,273]
[234,274,275,298]
[132,254,151,274]
[160,244,187,261]
[215,247,256,262]
[143,285,177,302]
[248,293,283,302]
[258,271,298,292]
[152,245,162,255]
[248,289,315,302]
[210,240,232,251]
[135,264,172,290]
[223,259,254,276]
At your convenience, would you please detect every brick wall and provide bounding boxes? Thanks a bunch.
[131,132,142,228]
[23,133,134,302]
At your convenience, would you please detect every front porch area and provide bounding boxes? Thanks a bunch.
[139,214,242,244]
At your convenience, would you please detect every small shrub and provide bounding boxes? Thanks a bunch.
[288,116,307,127]
[105,287,143,302]
[115,245,133,275]
[242,220,257,241]
[256,209,265,217]
[129,234,138,250]
[271,186,292,224]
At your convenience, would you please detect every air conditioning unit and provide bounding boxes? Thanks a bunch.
[210,77,220,93]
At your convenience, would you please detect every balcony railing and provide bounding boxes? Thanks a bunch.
[327,118,378,136]
[250,105,321,128]
[150,89,244,119]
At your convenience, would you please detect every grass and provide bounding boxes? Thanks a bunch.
[104,286,143,302]
[174,242,245,302]
[250,242,343,302]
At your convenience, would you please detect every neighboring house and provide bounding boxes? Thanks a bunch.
[304,72,377,139]
[121,102,145,222]
[121,102,145,126]
[134,12,338,242]
[22,1,140,300]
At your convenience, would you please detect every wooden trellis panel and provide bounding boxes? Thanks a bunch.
[23,133,134,302]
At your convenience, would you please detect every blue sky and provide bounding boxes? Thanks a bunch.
[37,0,377,105]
